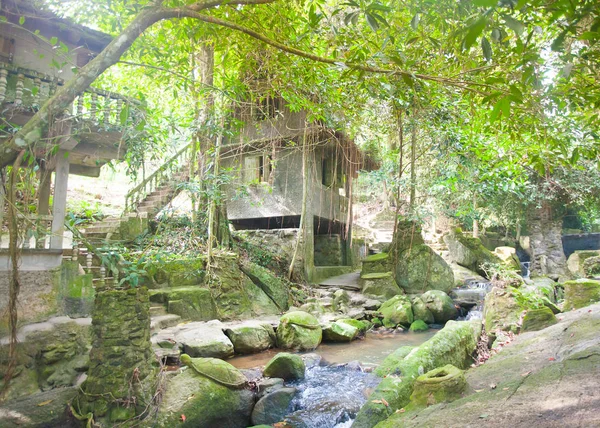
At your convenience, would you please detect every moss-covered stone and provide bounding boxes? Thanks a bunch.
[354,320,481,428]
[147,257,206,287]
[180,354,247,387]
[421,290,458,324]
[583,256,600,278]
[409,320,429,332]
[155,366,254,428]
[0,387,77,427]
[411,296,435,324]
[332,289,351,311]
[521,307,558,332]
[409,364,466,407]
[244,277,280,316]
[337,318,370,335]
[225,323,275,354]
[483,286,522,333]
[323,321,359,342]
[443,229,502,277]
[360,272,403,301]
[362,253,392,276]
[379,295,414,328]
[394,245,455,294]
[150,287,218,321]
[391,220,425,253]
[493,246,522,271]
[63,273,95,317]
[263,352,305,380]
[563,279,600,310]
[240,260,291,311]
[276,311,322,351]
[374,346,415,377]
[207,255,254,320]
[251,387,296,426]
[566,250,600,278]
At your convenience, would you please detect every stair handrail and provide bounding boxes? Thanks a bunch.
[124,141,193,213]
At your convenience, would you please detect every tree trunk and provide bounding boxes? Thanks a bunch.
[288,126,309,280]
[528,201,568,278]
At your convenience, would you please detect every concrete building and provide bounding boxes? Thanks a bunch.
[222,95,375,282]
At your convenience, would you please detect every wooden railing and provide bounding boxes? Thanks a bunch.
[124,142,193,213]
[0,61,140,127]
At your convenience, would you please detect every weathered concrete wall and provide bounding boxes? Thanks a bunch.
[562,233,600,259]
[234,228,303,269]
[0,268,61,332]
[314,234,344,266]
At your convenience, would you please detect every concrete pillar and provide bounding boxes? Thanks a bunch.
[50,152,69,249]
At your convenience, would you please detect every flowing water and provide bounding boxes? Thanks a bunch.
[229,330,438,427]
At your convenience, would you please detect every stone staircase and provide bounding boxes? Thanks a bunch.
[82,143,192,243]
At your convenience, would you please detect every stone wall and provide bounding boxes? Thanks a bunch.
[0,268,61,332]
[234,229,303,272]
[314,234,344,266]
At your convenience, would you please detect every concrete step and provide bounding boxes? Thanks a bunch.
[150,314,181,333]
[150,304,168,316]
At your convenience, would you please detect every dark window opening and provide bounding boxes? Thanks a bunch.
[231,215,301,230]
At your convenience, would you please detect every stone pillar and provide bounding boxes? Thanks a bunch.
[50,152,69,249]
[528,202,567,278]
[76,287,156,423]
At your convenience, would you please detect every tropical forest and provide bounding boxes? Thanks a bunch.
[0,0,599,426]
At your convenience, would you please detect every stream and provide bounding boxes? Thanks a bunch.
[230,329,438,427]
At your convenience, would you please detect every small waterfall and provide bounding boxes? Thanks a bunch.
[521,261,531,279]
[453,279,492,321]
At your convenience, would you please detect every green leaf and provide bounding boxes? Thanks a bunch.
[50,36,58,45]
[366,13,379,31]
[0,16,7,22]
[411,13,420,30]
[463,17,488,50]
[503,15,525,36]
[481,36,492,61]
[551,30,567,52]
[19,15,25,25]
[120,104,130,126]
[473,0,497,6]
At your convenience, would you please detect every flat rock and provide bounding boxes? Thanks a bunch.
[154,321,234,359]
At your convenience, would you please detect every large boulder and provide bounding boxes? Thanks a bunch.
[379,295,414,328]
[276,311,322,351]
[411,297,435,324]
[360,272,403,301]
[483,287,522,333]
[409,320,429,332]
[443,229,502,277]
[394,245,455,294]
[563,279,600,310]
[155,364,254,427]
[251,387,296,426]
[421,290,458,324]
[176,322,235,358]
[263,352,305,380]
[493,246,521,271]
[149,287,218,321]
[337,318,370,335]
[323,322,359,342]
[566,250,600,278]
[224,322,276,355]
[450,263,486,288]
[353,320,481,428]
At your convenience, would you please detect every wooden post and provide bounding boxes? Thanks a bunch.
[50,151,70,249]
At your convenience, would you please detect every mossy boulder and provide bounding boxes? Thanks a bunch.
[224,322,276,354]
[337,318,370,335]
[563,279,600,310]
[421,290,458,324]
[178,324,235,358]
[521,307,558,332]
[240,260,291,311]
[566,250,600,278]
[379,295,414,328]
[323,322,359,342]
[0,387,77,427]
[409,320,429,332]
[251,387,296,426]
[394,245,454,294]
[493,246,522,271]
[206,255,254,320]
[443,229,502,277]
[483,286,522,333]
[362,253,392,276]
[409,364,466,407]
[391,220,426,253]
[263,352,305,380]
[411,297,435,324]
[354,320,481,428]
[147,257,206,287]
[374,346,415,377]
[276,311,322,351]
[155,365,254,428]
[583,256,600,278]
[332,289,351,311]
[360,272,403,301]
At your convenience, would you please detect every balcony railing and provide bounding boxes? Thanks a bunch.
[0,61,140,127]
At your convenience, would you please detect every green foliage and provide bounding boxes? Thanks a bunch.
[480,262,523,288]
[511,286,552,311]
[66,201,104,225]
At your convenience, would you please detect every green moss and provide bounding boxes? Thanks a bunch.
[522,307,557,332]
[338,319,369,334]
[409,320,429,332]
[563,279,600,310]
[395,245,454,294]
[366,253,390,262]
[276,311,322,351]
[361,272,394,279]
[240,260,291,311]
[263,352,305,380]
[323,322,359,342]
[409,364,466,407]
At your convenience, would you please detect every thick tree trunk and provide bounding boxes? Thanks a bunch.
[528,202,568,278]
